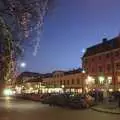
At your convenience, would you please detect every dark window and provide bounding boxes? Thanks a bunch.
[77,78,80,84]
[107,64,111,72]
[99,56,101,60]
[85,59,88,64]
[116,63,120,70]
[60,74,63,77]
[63,80,65,85]
[72,79,74,84]
[106,53,110,58]
[115,51,119,57]
[67,80,69,85]
[60,80,62,85]
[92,68,94,72]
[99,66,102,72]
[92,58,94,61]
[85,68,88,72]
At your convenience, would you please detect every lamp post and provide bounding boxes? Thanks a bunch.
[82,70,86,94]
[38,82,41,94]
[61,85,65,93]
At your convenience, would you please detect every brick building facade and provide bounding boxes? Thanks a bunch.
[82,36,120,91]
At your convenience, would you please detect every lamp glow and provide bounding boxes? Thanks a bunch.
[20,62,26,68]
[82,70,86,73]
[3,89,12,96]
[99,76,105,84]
[61,85,65,88]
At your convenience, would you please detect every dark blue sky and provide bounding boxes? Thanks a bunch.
[21,0,120,73]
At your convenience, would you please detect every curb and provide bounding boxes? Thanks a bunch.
[91,107,120,114]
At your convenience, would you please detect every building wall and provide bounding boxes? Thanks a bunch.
[83,48,120,90]
[42,71,86,92]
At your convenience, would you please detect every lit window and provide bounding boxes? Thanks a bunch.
[117,76,120,83]
[98,76,105,84]
[107,76,112,84]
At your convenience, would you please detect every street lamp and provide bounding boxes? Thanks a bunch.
[61,85,65,93]
[61,85,65,88]
[20,62,27,68]
[82,70,86,74]
[86,75,94,84]
[81,70,86,94]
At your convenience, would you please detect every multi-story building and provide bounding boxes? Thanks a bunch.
[21,77,43,94]
[82,36,120,91]
[15,72,41,83]
[15,72,42,94]
[15,68,86,94]
[42,68,86,93]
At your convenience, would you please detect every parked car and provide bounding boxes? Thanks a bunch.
[54,94,71,107]
[47,94,70,107]
[40,93,95,109]
[68,95,87,109]
[40,93,52,104]
[108,95,114,102]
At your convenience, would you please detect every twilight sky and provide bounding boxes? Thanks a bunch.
[21,0,120,73]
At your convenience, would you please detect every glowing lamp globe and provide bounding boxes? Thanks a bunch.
[20,62,26,68]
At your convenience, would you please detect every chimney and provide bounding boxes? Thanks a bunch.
[102,38,107,43]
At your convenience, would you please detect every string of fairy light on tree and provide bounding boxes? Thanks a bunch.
[33,0,48,56]
[7,0,49,56]
[0,0,53,84]
[0,16,15,83]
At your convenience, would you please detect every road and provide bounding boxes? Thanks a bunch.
[0,97,119,120]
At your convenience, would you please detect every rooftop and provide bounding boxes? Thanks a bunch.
[42,73,53,78]
[17,71,42,78]
[83,36,120,58]
[25,77,42,83]
[64,68,83,75]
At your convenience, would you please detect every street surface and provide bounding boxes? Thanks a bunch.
[0,97,119,120]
